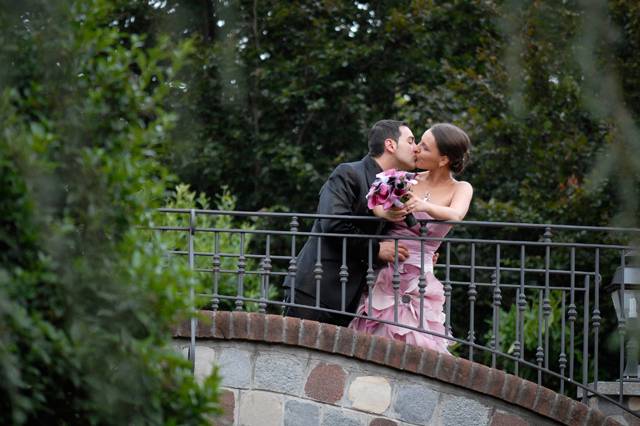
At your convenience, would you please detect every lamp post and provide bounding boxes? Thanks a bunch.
[610,250,640,379]
[579,250,640,419]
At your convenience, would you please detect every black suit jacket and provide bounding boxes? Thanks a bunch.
[283,155,384,311]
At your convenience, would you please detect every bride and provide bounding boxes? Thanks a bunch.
[349,123,473,353]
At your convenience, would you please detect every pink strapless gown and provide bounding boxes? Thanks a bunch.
[349,212,452,353]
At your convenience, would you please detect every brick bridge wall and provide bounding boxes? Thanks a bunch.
[173,311,620,426]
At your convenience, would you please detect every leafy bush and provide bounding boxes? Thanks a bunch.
[0,1,221,424]
[155,184,278,311]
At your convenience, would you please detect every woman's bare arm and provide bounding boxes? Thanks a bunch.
[405,181,473,221]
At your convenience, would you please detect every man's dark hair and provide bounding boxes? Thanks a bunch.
[368,120,408,157]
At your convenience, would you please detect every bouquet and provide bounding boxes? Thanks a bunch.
[366,169,418,227]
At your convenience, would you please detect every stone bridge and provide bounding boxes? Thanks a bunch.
[173,311,620,426]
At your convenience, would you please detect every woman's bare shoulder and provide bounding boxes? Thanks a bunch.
[454,180,473,192]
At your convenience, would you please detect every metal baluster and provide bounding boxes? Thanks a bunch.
[444,242,452,338]
[489,270,496,356]
[491,245,502,368]
[340,238,348,312]
[514,245,527,376]
[582,275,591,404]
[559,291,567,394]
[258,235,271,314]
[468,243,477,362]
[592,248,601,395]
[536,289,544,385]
[235,232,245,311]
[258,247,266,314]
[543,227,552,372]
[418,222,427,330]
[314,237,323,308]
[393,239,400,324]
[367,239,375,318]
[618,250,627,404]
[515,245,526,376]
[568,247,577,382]
[288,216,299,303]
[211,232,220,311]
[188,209,196,373]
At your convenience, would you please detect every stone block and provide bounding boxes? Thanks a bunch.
[231,311,249,339]
[218,389,235,426]
[500,373,520,403]
[255,352,306,395]
[435,353,457,382]
[348,376,392,414]
[284,399,320,426]
[335,327,356,356]
[386,340,405,369]
[265,314,284,343]
[317,323,338,353]
[452,357,473,388]
[606,415,629,426]
[353,332,372,360]
[367,336,389,364]
[321,407,364,426]
[487,369,506,399]
[515,382,537,410]
[213,311,231,338]
[218,348,252,388]
[178,344,189,360]
[440,395,490,426]
[305,362,347,404]
[284,316,301,345]
[300,320,320,348]
[400,344,422,373]
[238,391,283,426]
[369,419,397,426]
[532,386,557,418]
[550,394,574,424]
[194,346,216,384]
[568,402,589,425]
[490,411,529,426]
[418,348,439,378]
[393,383,438,424]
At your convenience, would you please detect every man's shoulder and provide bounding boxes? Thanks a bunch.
[331,158,367,176]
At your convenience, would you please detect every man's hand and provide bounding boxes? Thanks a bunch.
[378,241,409,263]
[373,205,407,222]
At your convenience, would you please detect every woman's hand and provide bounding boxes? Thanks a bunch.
[403,192,428,213]
[372,205,407,222]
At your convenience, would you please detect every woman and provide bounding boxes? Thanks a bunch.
[349,123,473,353]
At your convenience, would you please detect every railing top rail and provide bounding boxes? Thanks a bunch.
[149,225,636,250]
[156,208,640,234]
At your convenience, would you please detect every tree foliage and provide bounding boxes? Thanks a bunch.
[0,0,220,423]
[2,0,639,419]
[114,0,640,229]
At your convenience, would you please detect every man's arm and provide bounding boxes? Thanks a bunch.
[317,164,408,263]
[316,164,379,262]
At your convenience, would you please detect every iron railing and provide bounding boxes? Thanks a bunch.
[152,208,640,417]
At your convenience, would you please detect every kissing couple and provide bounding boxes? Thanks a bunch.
[283,120,473,353]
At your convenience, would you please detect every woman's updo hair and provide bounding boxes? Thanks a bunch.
[430,123,471,175]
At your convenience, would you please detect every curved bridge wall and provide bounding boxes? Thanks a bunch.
[173,312,614,426]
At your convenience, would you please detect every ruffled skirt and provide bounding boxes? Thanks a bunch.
[349,263,452,353]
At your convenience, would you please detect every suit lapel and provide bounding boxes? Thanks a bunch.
[363,155,382,187]
[361,155,385,234]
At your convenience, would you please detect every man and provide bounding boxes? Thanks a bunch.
[283,119,417,326]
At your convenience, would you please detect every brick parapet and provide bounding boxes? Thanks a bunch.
[174,311,622,426]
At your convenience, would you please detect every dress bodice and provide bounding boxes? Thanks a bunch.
[386,212,452,270]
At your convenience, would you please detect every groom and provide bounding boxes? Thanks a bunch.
[283,120,417,326]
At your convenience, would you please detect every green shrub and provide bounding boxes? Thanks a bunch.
[0,1,221,424]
